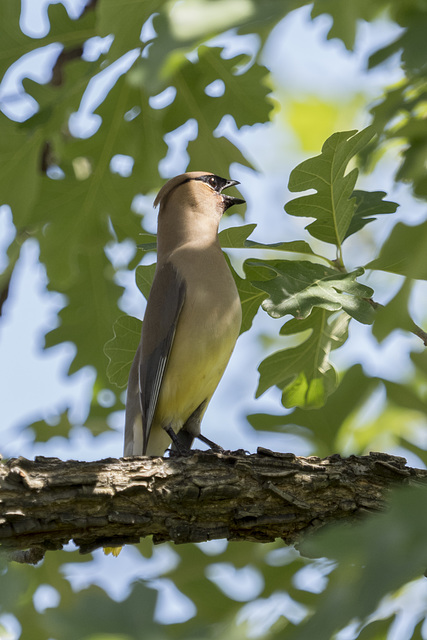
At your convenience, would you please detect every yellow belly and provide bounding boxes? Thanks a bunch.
[155,294,241,429]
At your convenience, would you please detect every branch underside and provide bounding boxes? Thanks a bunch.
[1,448,426,563]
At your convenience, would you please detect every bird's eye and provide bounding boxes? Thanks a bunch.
[208,176,217,187]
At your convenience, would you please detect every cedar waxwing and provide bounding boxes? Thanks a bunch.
[124,172,245,456]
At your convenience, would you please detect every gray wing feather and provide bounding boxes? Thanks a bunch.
[139,261,186,453]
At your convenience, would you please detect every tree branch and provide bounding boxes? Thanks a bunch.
[1,449,426,563]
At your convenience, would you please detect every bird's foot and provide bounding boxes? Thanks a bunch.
[196,433,224,453]
[165,426,191,456]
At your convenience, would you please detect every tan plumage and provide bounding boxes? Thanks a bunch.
[124,171,244,456]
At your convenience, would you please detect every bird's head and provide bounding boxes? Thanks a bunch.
[154,172,245,217]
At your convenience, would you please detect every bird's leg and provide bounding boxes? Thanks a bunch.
[164,425,189,456]
[183,401,224,452]
[195,433,224,453]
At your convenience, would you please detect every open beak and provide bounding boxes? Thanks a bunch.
[221,180,246,211]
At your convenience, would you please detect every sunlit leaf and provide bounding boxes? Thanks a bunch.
[285,127,375,246]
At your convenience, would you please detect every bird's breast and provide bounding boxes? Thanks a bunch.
[155,244,241,427]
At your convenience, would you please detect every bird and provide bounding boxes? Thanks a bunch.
[123,171,245,457]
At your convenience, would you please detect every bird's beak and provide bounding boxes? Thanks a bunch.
[221,179,246,211]
[220,179,240,192]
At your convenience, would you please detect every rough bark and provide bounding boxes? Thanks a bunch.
[1,448,426,564]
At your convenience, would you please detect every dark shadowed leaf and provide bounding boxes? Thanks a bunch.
[367,219,427,280]
[44,253,124,380]
[247,259,374,324]
[226,257,268,334]
[248,364,380,452]
[411,350,427,377]
[135,263,156,299]
[372,279,414,343]
[104,315,141,388]
[44,581,158,640]
[257,309,350,408]
[97,0,162,63]
[137,232,157,253]
[344,190,398,240]
[285,486,427,640]
[162,46,273,133]
[311,0,382,51]
[24,411,74,442]
[219,224,257,248]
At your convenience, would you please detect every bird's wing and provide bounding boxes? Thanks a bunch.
[139,261,186,453]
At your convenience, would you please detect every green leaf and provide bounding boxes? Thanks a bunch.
[344,190,398,240]
[44,582,158,640]
[135,263,156,299]
[312,0,359,50]
[311,0,380,51]
[411,350,427,377]
[247,259,374,324]
[369,9,427,74]
[104,315,141,388]
[219,223,319,256]
[0,114,41,225]
[44,253,123,379]
[285,127,375,246]
[384,379,427,417]
[244,238,318,255]
[187,129,252,177]
[350,616,397,640]
[167,543,244,625]
[218,223,257,248]
[21,56,98,137]
[248,364,379,453]
[104,263,153,389]
[30,68,165,289]
[131,222,318,272]
[256,309,350,408]
[0,1,95,79]
[136,232,157,253]
[97,0,163,63]
[372,279,414,343]
[163,46,273,132]
[367,219,427,280]
[289,486,427,640]
[226,257,268,334]
[24,411,74,443]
